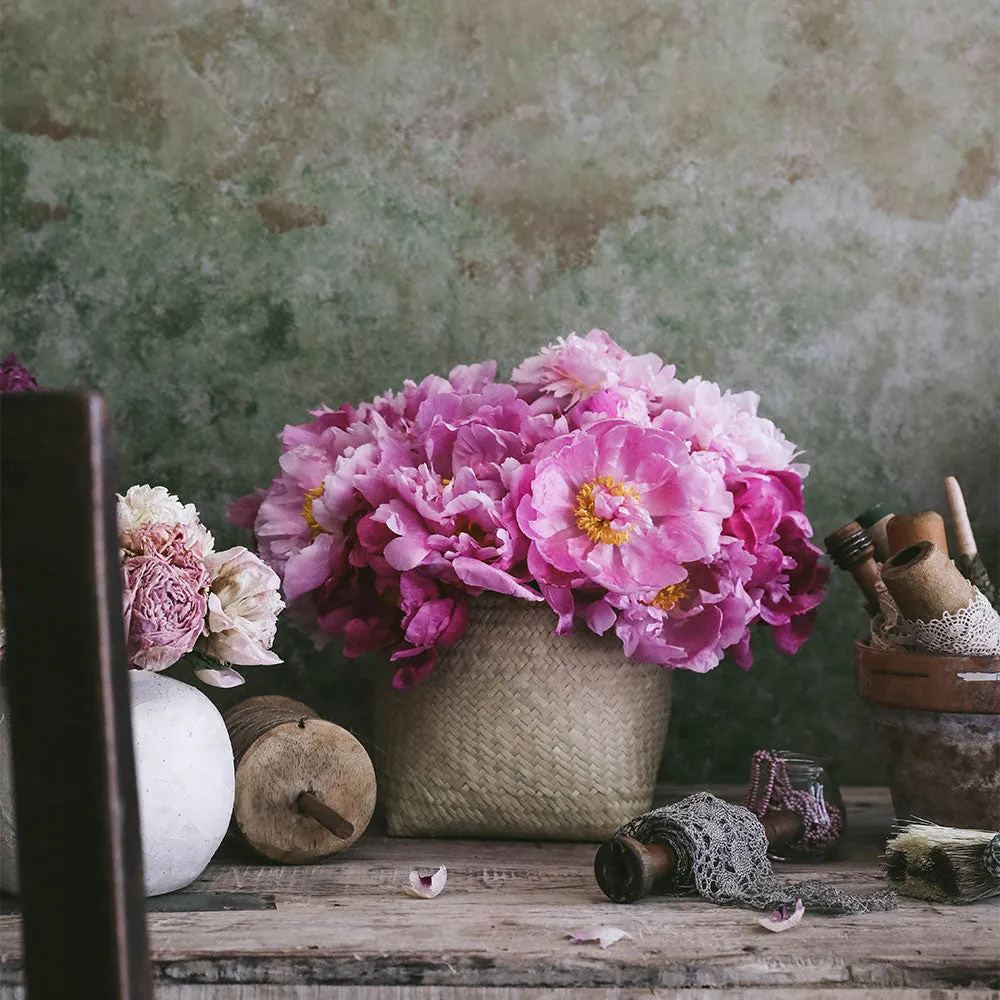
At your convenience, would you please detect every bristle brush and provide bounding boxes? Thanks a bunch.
[884,821,1000,903]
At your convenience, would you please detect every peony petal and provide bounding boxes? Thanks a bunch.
[584,597,617,635]
[567,926,633,949]
[404,866,447,898]
[283,535,335,601]
[451,557,543,601]
[385,533,433,571]
[194,667,246,688]
[757,898,805,932]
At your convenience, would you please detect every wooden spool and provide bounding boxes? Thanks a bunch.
[224,695,377,864]
[885,512,949,559]
[594,809,804,903]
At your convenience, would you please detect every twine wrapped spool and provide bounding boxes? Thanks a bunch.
[880,542,974,622]
[885,512,949,559]
[224,695,377,863]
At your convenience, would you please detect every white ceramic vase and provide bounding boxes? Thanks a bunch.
[130,670,235,895]
[0,670,235,897]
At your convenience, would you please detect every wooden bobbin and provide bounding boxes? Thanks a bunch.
[885,512,948,559]
[224,695,377,864]
[594,809,803,903]
[823,521,881,615]
[856,503,895,563]
[880,541,975,622]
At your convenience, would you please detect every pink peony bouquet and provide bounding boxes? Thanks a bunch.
[231,331,827,688]
[119,485,284,687]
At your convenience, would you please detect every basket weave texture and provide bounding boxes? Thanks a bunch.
[373,594,673,840]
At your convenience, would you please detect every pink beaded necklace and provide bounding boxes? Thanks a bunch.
[746,749,844,855]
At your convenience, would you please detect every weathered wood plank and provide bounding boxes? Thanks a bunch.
[2,786,995,993]
[5,987,1000,999]
[4,894,993,989]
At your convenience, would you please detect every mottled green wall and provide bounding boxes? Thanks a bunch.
[2,0,998,784]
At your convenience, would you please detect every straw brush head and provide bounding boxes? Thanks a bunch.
[884,822,1000,903]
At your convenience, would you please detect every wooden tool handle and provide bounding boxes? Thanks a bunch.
[944,477,977,557]
[594,808,803,903]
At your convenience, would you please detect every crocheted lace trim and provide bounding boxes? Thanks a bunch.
[616,792,896,915]
[900,588,1000,656]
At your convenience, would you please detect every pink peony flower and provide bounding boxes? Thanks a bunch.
[122,554,207,671]
[231,331,826,681]
[611,538,757,672]
[651,377,805,475]
[0,354,40,393]
[517,420,732,596]
[196,546,285,684]
[724,469,828,666]
[512,329,674,406]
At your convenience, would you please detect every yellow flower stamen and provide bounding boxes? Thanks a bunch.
[454,515,487,545]
[574,475,642,545]
[302,484,326,537]
[648,579,691,612]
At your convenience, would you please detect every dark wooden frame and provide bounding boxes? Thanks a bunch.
[1,391,152,999]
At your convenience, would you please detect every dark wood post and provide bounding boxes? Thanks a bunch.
[1,392,152,1000]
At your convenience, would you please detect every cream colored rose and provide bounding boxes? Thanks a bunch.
[117,485,214,557]
[197,547,283,667]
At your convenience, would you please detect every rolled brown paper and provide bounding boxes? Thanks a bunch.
[593,808,804,903]
[224,695,377,863]
[880,540,975,622]
[885,512,949,559]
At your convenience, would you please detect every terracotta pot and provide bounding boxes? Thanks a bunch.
[855,641,1000,829]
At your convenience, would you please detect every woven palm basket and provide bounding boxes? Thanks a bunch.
[373,594,673,840]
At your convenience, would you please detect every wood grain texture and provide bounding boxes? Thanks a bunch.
[4,988,999,1000]
[1,787,997,995]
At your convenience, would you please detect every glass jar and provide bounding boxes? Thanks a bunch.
[747,749,847,861]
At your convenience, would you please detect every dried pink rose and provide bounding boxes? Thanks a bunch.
[122,554,207,671]
[119,522,211,593]
[117,485,214,558]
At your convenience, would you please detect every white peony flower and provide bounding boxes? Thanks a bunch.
[196,546,284,668]
[117,485,215,556]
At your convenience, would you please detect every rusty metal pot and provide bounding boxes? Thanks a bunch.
[855,642,1000,829]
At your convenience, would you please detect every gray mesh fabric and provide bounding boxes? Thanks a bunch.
[617,792,897,914]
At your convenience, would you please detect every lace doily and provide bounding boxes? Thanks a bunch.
[900,588,1000,656]
[616,791,896,914]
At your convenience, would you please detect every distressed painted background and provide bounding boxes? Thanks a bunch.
[2,0,997,783]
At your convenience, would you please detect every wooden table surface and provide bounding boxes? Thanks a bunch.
[1,786,998,999]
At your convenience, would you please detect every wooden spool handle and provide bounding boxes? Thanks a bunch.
[594,808,804,903]
[823,521,881,615]
[944,477,977,557]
